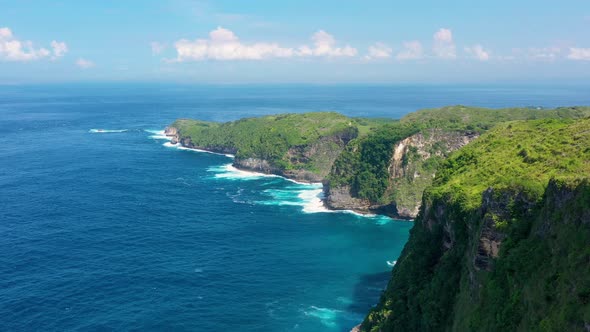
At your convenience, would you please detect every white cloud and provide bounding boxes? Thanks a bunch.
[396,41,423,60]
[301,30,357,57]
[50,41,68,58]
[524,47,561,60]
[365,42,392,60]
[171,27,357,62]
[567,47,590,61]
[150,42,166,55]
[0,27,66,62]
[0,27,12,39]
[173,27,294,61]
[76,58,95,69]
[465,44,490,61]
[433,28,456,59]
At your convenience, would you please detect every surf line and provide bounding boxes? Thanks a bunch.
[150,128,393,221]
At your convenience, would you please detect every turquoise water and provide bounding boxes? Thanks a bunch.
[1,84,589,331]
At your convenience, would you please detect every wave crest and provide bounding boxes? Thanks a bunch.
[89,129,127,133]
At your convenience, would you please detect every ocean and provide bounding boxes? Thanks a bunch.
[1,83,589,331]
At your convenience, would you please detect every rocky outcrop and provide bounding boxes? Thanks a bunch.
[387,130,477,180]
[233,157,283,175]
[164,126,179,144]
[324,185,372,212]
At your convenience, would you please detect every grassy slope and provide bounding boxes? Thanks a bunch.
[431,117,590,208]
[361,117,590,331]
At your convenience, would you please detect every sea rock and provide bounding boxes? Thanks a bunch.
[324,185,371,212]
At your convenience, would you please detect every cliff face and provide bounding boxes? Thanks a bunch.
[360,118,590,332]
[361,179,590,332]
[325,130,478,219]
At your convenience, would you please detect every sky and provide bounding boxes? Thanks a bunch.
[0,0,589,83]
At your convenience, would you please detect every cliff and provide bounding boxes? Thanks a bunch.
[325,129,478,218]
[360,118,590,331]
[165,112,378,182]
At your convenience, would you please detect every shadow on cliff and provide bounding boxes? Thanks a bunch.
[347,271,391,315]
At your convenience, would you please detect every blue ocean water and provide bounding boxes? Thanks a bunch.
[1,84,589,331]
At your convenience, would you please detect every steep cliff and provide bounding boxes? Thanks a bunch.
[360,118,590,331]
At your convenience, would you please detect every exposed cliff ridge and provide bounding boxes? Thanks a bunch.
[325,129,479,219]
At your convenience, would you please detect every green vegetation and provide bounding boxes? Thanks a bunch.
[171,112,390,176]
[328,122,420,202]
[361,118,590,331]
[400,105,590,133]
[432,118,590,209]
[328,106,590,208]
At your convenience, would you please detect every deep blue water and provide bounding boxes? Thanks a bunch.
[1,84,589,331]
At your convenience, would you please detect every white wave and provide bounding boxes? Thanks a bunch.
[89,129,127,133]
[299,188,330,213]
[145,129,171,140]
[387,260,397,267]
[303,306,341,328]
[296,188,394,223]
[163,143,235,158]
[204,163,395,223]
[208,164,283,180]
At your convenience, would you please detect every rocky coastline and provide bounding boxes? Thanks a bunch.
[165,125,472,220]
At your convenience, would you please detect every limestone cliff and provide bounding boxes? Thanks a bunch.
[325,129,478,219]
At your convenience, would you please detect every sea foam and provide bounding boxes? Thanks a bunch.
[206,163,395,223]
[145,129,170,140]
[303,306,341,328]
[89,129,127,133]
[164,142,235,158]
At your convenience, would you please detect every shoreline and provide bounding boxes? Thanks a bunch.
[163,128,412,221]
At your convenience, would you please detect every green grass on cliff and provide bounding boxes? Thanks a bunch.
[401,105,590,133]
[431,117,590,209]
[361,117,590,332]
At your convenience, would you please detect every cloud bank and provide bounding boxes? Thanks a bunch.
[163,27,590,64]
[171,27,357,62]
[0,27,67,61]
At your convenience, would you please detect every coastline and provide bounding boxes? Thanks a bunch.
[162,127,401,220]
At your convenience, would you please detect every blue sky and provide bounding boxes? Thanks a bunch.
[0,0,589,83]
